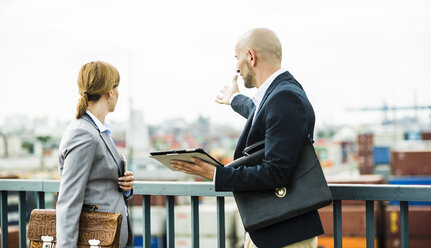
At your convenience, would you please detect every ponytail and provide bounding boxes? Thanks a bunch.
[76,93,89,119]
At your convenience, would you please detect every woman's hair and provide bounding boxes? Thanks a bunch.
[76,61,120,119]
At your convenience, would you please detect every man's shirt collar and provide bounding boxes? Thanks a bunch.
[252,68,287,108]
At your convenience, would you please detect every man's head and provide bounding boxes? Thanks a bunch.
[235,28,282,88]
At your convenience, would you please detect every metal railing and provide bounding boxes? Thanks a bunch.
[1,179,431,248]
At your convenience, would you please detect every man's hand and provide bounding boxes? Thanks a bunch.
[215,74,240,105]
[118,171,134,191]
[171,158,216,181]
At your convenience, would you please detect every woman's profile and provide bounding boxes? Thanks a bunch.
[56,61,134,247]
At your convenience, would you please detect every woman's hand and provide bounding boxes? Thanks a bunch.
[118,171,134,191]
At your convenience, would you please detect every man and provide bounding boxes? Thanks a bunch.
[171,28,323,248]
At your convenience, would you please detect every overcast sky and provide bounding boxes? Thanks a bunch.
[1,0,430,129]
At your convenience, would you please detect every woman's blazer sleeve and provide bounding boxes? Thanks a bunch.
[56,127,97,248]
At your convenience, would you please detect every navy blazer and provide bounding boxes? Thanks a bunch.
[215,71,324,247]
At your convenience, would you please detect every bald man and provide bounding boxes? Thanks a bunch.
[171,28,323,248]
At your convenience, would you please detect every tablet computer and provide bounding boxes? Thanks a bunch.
[149,148,224,171]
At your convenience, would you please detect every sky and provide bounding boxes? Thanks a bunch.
[0,0,430,129]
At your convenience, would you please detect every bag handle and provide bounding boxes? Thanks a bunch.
[82,204,98,212]
[242,140,264,156]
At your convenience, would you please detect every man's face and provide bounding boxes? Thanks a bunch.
[235,46,256,89]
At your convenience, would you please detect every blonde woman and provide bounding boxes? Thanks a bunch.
[56,61,134,247]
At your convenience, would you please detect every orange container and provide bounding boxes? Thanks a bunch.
[318,236,377,248]
[0,225,19,248]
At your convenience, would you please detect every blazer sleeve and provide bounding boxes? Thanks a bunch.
[56,128,97,248]
[231,94,255,119]
[215,90,309,192]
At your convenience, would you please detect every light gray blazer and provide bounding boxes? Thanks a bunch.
[56,114,132,248]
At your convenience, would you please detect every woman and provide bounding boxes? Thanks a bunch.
[56,61,134,248]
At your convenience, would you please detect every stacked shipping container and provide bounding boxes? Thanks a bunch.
[317,175,385,247]
[358,134,374,175]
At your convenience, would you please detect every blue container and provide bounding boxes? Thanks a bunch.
[404,131,421,140]
[389,176,431,205]
[133,236,165,248]
[373,146,391,165]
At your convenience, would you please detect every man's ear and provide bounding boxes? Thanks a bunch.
[248,49,256,66]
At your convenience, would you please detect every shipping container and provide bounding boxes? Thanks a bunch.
[391,150,431,175]
[374,146,391,165]
[358,134,374,155]
[358,154,374,175]
[359,165,374,175]
[133,236,165,248]
[358,154,374,167]
[421,131,431,141]
[0,225,19,248]
[317,236,377,248]
[404,131,421,140]
[388,176,431,205]
[318,205,382,237]
[385,205,431,238]
[386,237,431,248]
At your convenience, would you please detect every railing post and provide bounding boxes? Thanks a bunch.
[166,196,175,248]
[216,196,225,248]
[37,191,45,209]
[333,200,342,248]
[366,200,375,248]
[191,196,200,248]
[143,195,151,248]
[1,191,8,248]
[18,191,27,248]
[400,201,409,248]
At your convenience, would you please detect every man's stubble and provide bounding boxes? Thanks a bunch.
[243,63,256,89]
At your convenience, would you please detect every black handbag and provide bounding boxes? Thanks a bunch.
[226,138,333,232]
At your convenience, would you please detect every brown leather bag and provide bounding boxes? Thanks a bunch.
[27,209,122,248]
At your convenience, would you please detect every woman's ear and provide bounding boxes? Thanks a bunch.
[107,89,114,99]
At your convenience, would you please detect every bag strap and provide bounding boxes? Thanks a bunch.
[82,204,99,212]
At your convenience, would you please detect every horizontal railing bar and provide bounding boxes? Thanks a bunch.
[133,181,232,197]
[0,179,43,191]
[1,180,431,201]
[42,180,61,192]
[329,184,431,201]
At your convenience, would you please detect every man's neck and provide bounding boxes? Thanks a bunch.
[255,66,281,88]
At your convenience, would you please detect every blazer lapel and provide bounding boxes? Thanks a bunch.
[82,114,124,176]
[234,107,255,159]
[253,71,292,119]
[99,132,124,175]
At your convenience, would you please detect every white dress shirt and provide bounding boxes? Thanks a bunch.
[251,68,287,123]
